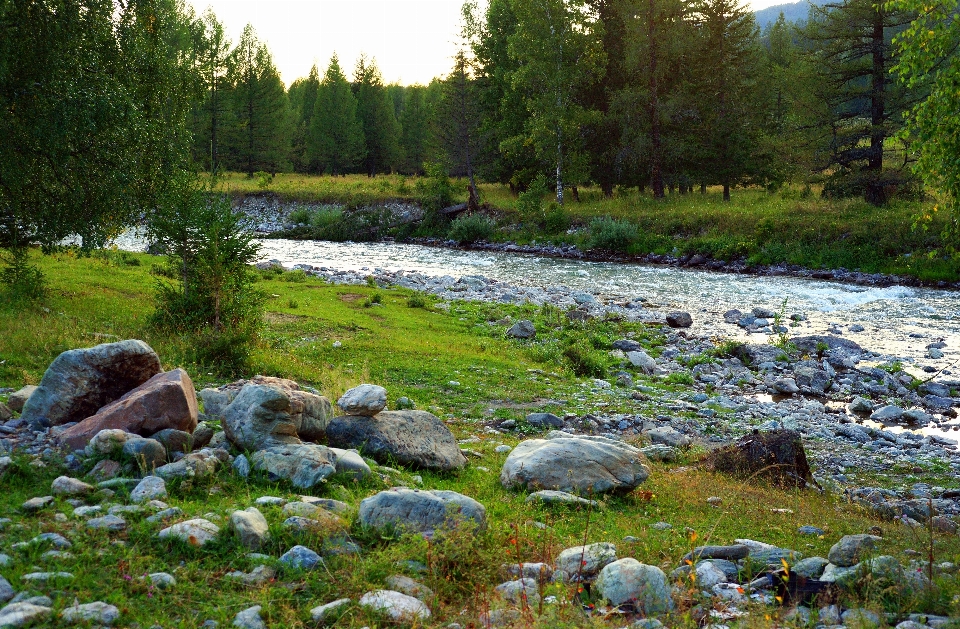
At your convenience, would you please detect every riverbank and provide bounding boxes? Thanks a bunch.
[222,172,959,286]
[2,253,960,626]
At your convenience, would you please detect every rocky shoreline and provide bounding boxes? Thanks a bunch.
[236,195,960,291]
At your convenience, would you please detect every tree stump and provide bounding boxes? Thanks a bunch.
[703,429,816,489]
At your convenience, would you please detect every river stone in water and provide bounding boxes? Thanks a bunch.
[250,443,337,489]
[21,340,162,429]
[828,534,881,567]
[596,558,673,612]
[501,437,649,495]
[359,487,486,534]
[336,384,387,416]
[222,377,333,450]
[326,410,467,471]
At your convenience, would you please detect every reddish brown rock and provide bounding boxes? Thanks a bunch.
[59,369,198,450]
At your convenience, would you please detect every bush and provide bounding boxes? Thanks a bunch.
[288,207,312,225]
[516,173,550,224]
[416,162,454,223]
[0,246,45,302]
[283,269,308,283]
[544,203,570,233]
[407,293,427,309]
[448,214,496,244]
[563,340,607,377]
[589,216,639,251]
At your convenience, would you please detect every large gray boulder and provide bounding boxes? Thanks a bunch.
[250,443,337,489]
[359,487,486,535]
[595,558,674,612]
[326,410,467,471]
[500,436,649,495]
[21,340,162,429]
[222,377,333,451]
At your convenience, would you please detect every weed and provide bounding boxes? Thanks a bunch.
[448,214,496,244]
[287,299,299,309]
[588,216,639,252]
[283,269,308,283]
[665,372,695,386]
[408,293,428,309]
[562,340,607,377]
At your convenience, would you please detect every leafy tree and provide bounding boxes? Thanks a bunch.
[288,64,320,172]
[224,24,291,175]
[354,56,401,175]
[0,0,193,295]
[308,55,365,175]
[889,0,960,248]
[506,0,605,204]
[804,0,916,204]
[689,0,767,201]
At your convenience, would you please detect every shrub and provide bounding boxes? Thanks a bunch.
[448,214,496,244]
[407,293,427,309]
[516,173,549,224]
[589,217,639,251]
[544,203,570,233]
[283,269,308,283]
[416,162,454,223]
[288,207,312,225]
[563,340,607,377]
[0,246,46,302]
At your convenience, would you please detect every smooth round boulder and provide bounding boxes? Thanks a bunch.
[336,384,387,416]
[359,487,486,535]
[230,507,270,550]
[500,437,649,495]
[828,534,882,567]
[157,519,220,546]
[222,379,333,451]
[326,410,467,471]
[359,590,430,621]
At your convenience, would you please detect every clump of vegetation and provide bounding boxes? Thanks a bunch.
[407,293,428,308]
[515,173,550,225]
[588,216,639,251]
[0,246,46,302]
[448,214,496,244]
[562,340,607,377]
[416,162,454,225]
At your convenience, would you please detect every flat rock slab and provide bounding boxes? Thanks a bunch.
[222,377,333,451]
[525,490,598,507]
[250,443,337,489]
[60,369,198,450]
[359,590,430,621]
[21,340,161,429]
[500,437,649,495]
[87,515,126,531]
[326,410,467,471]
[682,544,750,562]
[359,487,486,535]
[157,519,220,546]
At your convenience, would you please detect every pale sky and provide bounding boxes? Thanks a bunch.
[187,0,791,87]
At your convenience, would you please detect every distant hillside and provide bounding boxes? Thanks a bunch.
[754,0,830,30]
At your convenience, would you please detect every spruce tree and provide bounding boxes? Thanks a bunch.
[398,86,434,175]
[308,55,365,175]
[288,64,320,172]
[190,9,233,173]
[354,56,401,176]
[437,51,481,197]
[225,25,291,175]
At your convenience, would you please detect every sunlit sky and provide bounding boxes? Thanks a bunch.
[186,0,792,87]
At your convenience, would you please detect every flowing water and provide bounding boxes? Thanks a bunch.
[115,232,960,372]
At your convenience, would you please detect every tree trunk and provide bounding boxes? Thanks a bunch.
[700,183,706,194]
[571,185,579,202]
[723,182,731,202]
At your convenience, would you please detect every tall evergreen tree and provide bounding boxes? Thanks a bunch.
[308,55,365,175]
[805,0,916,204]
[225,24,291,175]
[506,0,605,204]
[398,86,434,174]
[288,64,320,172]
[190,9,233,173]
[690,0,766,201]
[437,51,482,197]
[354,56,401,175]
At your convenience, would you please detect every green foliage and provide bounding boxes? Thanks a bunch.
[664,372,695,385]
[308,55,366,175]
[407,293,428,309]
[0,246,46,303]
[562,340,607,377]
[254,171,273,189]
[354,56,401,175]
[416,162,455,221]
[147,173,263,373]
[448,214,496,244]
[515,173,550,224]
[588,217,638,251]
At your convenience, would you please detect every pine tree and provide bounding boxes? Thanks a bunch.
[689,0,766,201]
[308,55,365,175]
[288,64,320,172]
[805,0,916,204]
[225,24,291,175]
[190,9,233,173]
[398,86,434,175]
[437,50,482,197]
[354,56,401,176]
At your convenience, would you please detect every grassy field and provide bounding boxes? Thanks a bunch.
[222,171,958,283]
[2,253,960,627]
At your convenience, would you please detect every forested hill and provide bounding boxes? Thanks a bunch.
[754,0,830,29]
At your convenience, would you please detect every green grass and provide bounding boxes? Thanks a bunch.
[2,253,960,627]
[222,171,958,282]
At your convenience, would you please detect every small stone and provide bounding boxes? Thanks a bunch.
[51,476,94,496]
[706,496,722,505]
[848,397,874,414]
[870,405,904,422]
[385,574,434,601]
[20,572,74,583]
[224,565,276,586]
[651,522,672,530]
[792,557,829,579]
[230,507,270,550]
[310,599,351,623]
[232,605,265,629]
[279,545,323,571]
[60,601,120,626]
[495,578,540,606]
[87,459,121,481]
[841,608,881,627]
[358,590,431,621]
[0,576,14,603]
[0,602,52,627]
[506,320,536,339]
[21,496,54,512]
[595,558,673,612]
[232,454,250,478]
[7,386,37,413]
[87,515,126,531]
[525,490,598,507]
[626,351,657,374]
[666,312,693,328]
[827,534,881,567]
[254,496,285,506]
[797,525,824,536]
[525,412,563,428]
[157,519,220,546]
[130,476,166,503]
[145,573,176,589]
[494,445,512,454]
[555,542,617,580]
[773,378,799,394]
[337,384,388,416]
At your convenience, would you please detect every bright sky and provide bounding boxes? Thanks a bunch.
[186,0,790,87]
